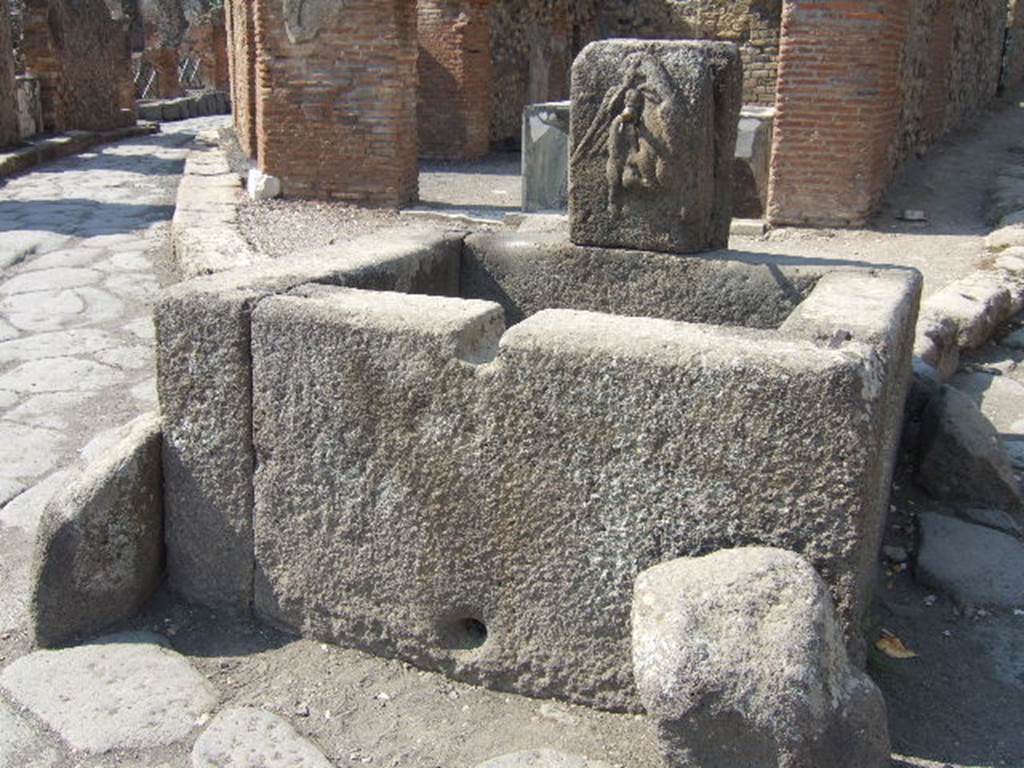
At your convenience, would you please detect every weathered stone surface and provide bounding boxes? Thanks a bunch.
[522,101,570,213]
[31,413,163,648]
[916,386,1023,513]
[0,698,62,768]
[569,40,742,254]
[0,631,217,754]
[156,231,462,614]
[475,750,611,768]
[632,548,890,768]
[192,707,333,767]
[247,168,282,201]
[917,513,1024,607]
[950,370,1024,433]
[247,264,918,709]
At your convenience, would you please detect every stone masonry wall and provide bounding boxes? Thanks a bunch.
[418,0,492,160]
[768,0,909,227]
[224,0,257,159]
[0,0,19,147]
[251,0,419,204]
[20,0,135,134]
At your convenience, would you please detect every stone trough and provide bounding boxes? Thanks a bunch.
[150,228,920,713]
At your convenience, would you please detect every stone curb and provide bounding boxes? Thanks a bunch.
[138,90,231,123]
[171,130,264,279]
[913,250,1024,382]
[0,123,159,181]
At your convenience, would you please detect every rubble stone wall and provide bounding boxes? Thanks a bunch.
[251,0,419,205]
[417,0,492,160]
[0,0,19,147]
[20,0,135,134]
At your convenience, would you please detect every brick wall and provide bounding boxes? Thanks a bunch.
[225,0,257,158]
[0,0,19,147]
[417,0,492,160]
[251,0,419,205]
[182,7,229,91]
[20,0,135,134]
[767,1,909,227]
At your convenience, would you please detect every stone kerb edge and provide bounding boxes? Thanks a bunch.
[171,130,264,279]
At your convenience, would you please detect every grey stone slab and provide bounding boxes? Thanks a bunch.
[0,357,121,393]
[0,328,118,364]
[950,370,1024,434]
[191,707,333,768]
[917,513,1024,607]
[633,549,890,768]
[1,471,72,533]
[32,414,163,647]
[0,697,63,768]
[1,287,124,333]
[0,230,70,269]
[522,101,570,213]
[916,386,1023,514]
[93,345,153,371]
[157,231,462,615]
[19,249,101,272]
[569,40,742,254]
[0,423,65,484]
[0,268,102,295]
[5,391,91,429]
[0,631,217,754]
[475,751,611,768]
[248,266,916,709]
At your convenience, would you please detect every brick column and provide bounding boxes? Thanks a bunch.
[253,0,419,205]
[767,1,910,227]
[417,0,492,160]
[0,0,18,147]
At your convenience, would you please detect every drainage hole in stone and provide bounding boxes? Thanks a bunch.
[440,617,489,651]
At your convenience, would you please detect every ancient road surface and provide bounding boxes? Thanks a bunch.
[0,117,227,638]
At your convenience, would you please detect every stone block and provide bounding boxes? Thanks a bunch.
[569,40,742,254]
[632,548,890,768]
[156,232,462,613]
[245,253,919,710]
[733,106,774,219]
[247,168,282,201]
[522,101,570,213]
[15,76,42,140]
[31,414,163,648]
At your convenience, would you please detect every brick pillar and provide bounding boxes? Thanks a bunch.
[252,0,419,205]
[0,0,18,147]
[417,0,492,160]
[921,0,953,142]
[225,0,258,158]
[148,46,183,98]
[767,1,910,227]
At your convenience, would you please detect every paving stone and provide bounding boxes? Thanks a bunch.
[0,389,18,408]
[191,707,333,768]
[916,513,1024,607]
[5,392,92,429]
[0,328,118,364]
[0,422,65,483]
[95,252,151,272]
[0,230,71,269]
[0,697,63,768]
[475,751,612,768]
[0,268,102,295]
[1,286,125,332]
[104,273,160,302]
[0,631,218,754]
[20,248,105,271]
[93,345,153,371]
[1002,328,1024,349]
[0,316,20,342]
[0,476,27,507]
[0,357,121,393]
[130,377,157,406]
[0,471,71,532]
[950,371,1024,434]
[125,316,155,340]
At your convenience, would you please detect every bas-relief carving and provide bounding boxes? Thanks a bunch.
[572,53,678,219]
[283,0,343,44]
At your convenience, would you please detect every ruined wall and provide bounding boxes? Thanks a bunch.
[181,6,229,91]
[1006,0,1024,91]
[488,0,782,144]
[252,0,419,205]
[0,0,19,147]
[224,0,257,158]
[418,0,492,160]
[768,0,909,227]
[944,0,1006,132]
[20,0,135,134]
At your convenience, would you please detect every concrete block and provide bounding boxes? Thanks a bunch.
[569,40,742,254]
[522,101,570,213]
[244,252,919,709]
[31,414,163,647]
[633,548,890,768]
